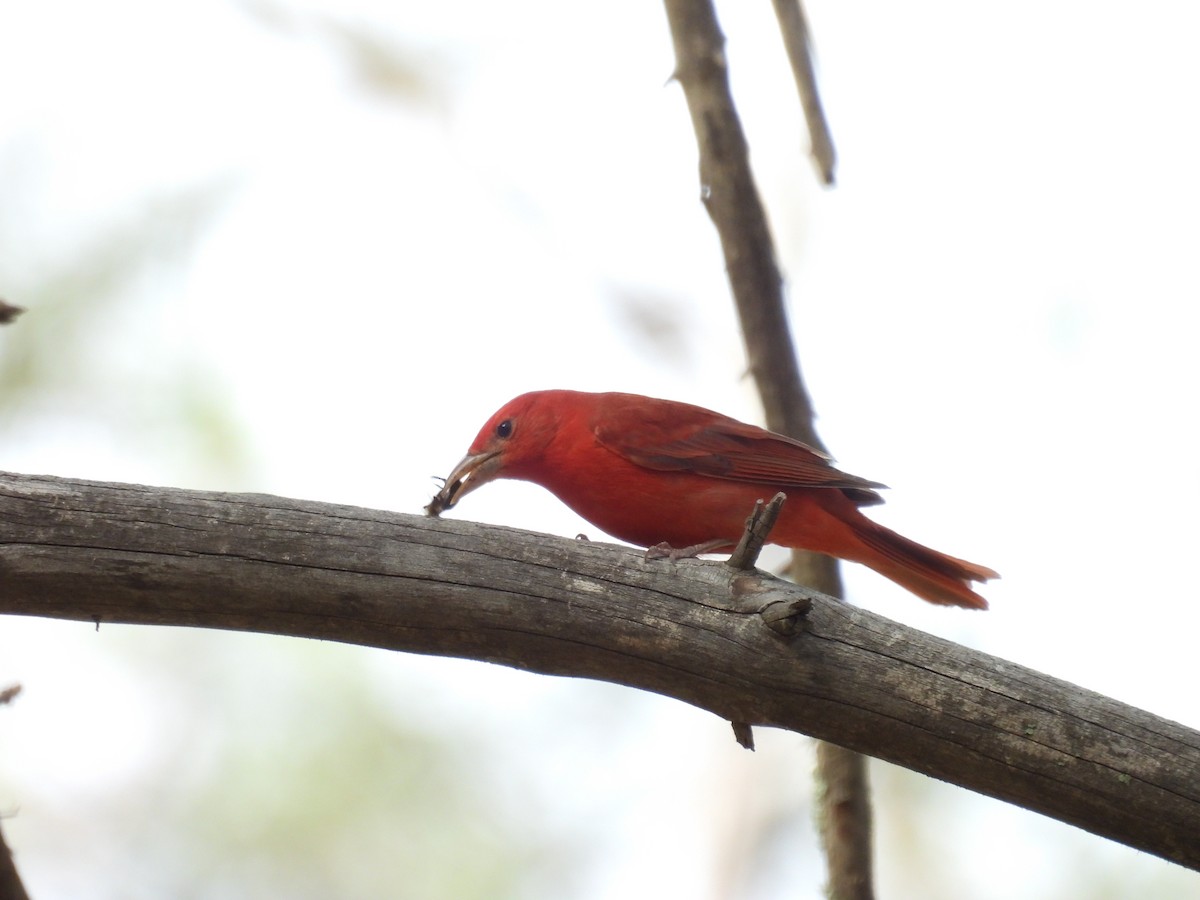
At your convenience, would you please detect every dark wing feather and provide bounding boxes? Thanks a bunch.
[592,395,886,505]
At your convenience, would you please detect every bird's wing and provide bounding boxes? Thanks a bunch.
[592,396,886,504]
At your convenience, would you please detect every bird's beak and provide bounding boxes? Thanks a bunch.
[425,450,503,516]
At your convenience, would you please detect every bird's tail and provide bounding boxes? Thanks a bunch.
[844,514,998,609]
[786,494,998,608]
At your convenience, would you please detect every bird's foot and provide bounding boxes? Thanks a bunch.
[644,538,732,560]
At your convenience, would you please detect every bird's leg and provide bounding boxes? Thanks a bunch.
[644,538,733,560]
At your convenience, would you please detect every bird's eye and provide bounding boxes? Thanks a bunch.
[495,419,514,439]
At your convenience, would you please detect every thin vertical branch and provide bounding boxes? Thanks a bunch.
[0,686,30,900]
[661,1,872,897]
[815,740,873,899]
[770,0,837,184]
[663,0,809,439]
[0,823,29,900]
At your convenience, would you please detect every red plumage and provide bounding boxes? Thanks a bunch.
[430,390,997,609]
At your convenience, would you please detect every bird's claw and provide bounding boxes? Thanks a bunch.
[644,539,732,561]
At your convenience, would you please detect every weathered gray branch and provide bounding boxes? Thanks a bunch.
[2,472,1200,872]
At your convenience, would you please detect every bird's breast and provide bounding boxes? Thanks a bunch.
[529,450,770,548]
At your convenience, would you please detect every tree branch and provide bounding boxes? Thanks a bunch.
[0,822,30,900]
[770,0,837,185]
[0,299,24,326]
[662,1,868,893]
[1,472,1198,872]
[663,0,820,444]
[0,687,30,900]
[725,491,787,571]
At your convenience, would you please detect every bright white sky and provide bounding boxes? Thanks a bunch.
[1,0,1199,897]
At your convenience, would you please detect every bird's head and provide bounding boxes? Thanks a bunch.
[425,391,564,516]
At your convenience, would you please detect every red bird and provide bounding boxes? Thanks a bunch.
[428,390,997,608]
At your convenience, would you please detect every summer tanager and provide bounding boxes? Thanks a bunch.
[427,390,997,609]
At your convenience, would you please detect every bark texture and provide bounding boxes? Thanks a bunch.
[1,472,1198,871]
